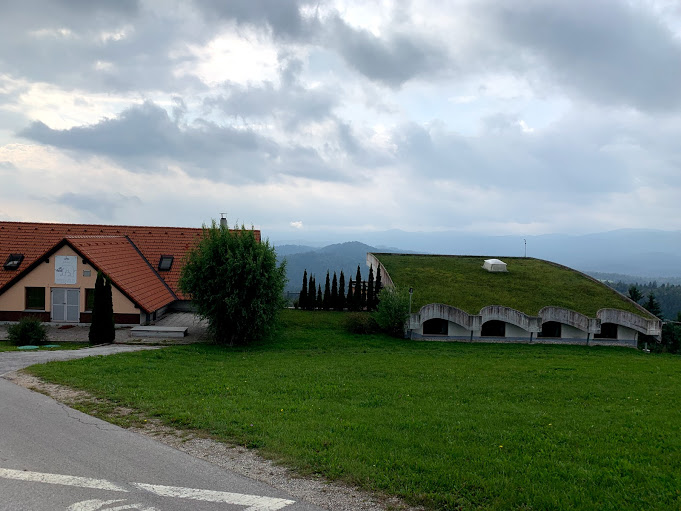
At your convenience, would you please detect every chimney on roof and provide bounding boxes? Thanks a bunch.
[220,213,227,229]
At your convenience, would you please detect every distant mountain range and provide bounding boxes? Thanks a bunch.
[273,229,681,295]
[275,241,411,294]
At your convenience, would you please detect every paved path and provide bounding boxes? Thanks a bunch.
[0,345,161,376]
[0,346,324,511]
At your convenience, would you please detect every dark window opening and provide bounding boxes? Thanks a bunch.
[158,255,174,271]
[4,253,24,270]
[25,287,45,310]
[85,288,95,312]
[423,318,448,335]
[595,322,618,339]
[481,320,506,337]
[539,321,562,338]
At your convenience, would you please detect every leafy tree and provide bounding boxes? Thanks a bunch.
[628,285,643,303]
[338,271,346,311]
[373,286,410,338]
[644,292,663,319]
[89,271,115,344]
[300,269,308,310]
[367,265,375,311]
[179,220,287,345]
[323,271,331,310]
[331,272,338,309]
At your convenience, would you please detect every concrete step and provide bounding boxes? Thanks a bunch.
[129,326,188,338]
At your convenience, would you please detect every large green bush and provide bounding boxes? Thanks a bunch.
[8,316,48,346]
[179,220,287,345]
[373,286,410,338]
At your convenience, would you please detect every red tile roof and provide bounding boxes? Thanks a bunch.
[68,236,176,313]
[0,221,261,312]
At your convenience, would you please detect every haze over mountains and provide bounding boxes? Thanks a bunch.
[274,229,681,294]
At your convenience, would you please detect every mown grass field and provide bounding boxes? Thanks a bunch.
[375,254,648,317]
[26,311,680,510]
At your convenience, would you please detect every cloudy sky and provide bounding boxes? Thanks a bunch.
[1,0,680,240]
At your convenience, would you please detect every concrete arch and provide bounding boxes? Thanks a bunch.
[539,306,600,334]
[416,303,482,331]
[597,308,662,336]
[480,305,541,333]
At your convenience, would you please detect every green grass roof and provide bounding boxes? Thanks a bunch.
[374,254,651,318]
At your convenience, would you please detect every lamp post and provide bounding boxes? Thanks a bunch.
[524,238,527,258]
[409,287,413,315]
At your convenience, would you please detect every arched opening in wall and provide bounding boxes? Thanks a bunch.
[594,322,618,339]
[481,320,505,337]
[539,321,562,338]
[423,318,448,335]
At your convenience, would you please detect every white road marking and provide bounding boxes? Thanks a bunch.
[131,483,295,510]
[0,468,128,492]
[68,499,159,511]
[0,467,296,510]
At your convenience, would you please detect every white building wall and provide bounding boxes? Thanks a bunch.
[448,322,470,336]
[561,324,587,339]
[506,324,530,338]
[617,325,638,341]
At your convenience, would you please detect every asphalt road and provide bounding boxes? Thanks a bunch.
[0,347,325,511]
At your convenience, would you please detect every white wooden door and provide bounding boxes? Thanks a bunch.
[51,288,80,322]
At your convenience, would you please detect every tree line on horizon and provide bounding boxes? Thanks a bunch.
[297,264,382,311]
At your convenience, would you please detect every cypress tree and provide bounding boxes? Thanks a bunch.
[338,271,346,311]
[89,271,115,344]
[102,276,115,343]
[331,272,338,309]
[317,284,323,309]
[362,281,367,310]
[323,271,331,310]
[354,265,362,311]
[348,277,354,310]
[309,275,316,310]
[300,269,308,309]
[367,265,375,311]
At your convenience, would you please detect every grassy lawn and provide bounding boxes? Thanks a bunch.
[26,310,680,510]
[0,341,89,352]
[375,254,649,317]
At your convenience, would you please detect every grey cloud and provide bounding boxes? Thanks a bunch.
[327,15,449,87]
[392,111,660,198]
[194,0,313,40]
[205,56,337,127]
[53,191,142,220]
[0,1,204,93]
[18,101,352,184]
[0,161,17,170]
[478,0,681,111]
[193,1,448,87]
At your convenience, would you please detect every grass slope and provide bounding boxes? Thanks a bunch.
[26,311,679,510]
[376,254,649,317]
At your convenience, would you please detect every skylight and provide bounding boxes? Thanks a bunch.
[158,255,174,271]
[3,253,24,270]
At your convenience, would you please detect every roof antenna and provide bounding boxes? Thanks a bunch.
[220,213,228,229]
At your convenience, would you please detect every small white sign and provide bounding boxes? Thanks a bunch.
[55,255,78,284]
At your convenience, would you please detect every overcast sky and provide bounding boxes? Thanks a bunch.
[1,0,680,240]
